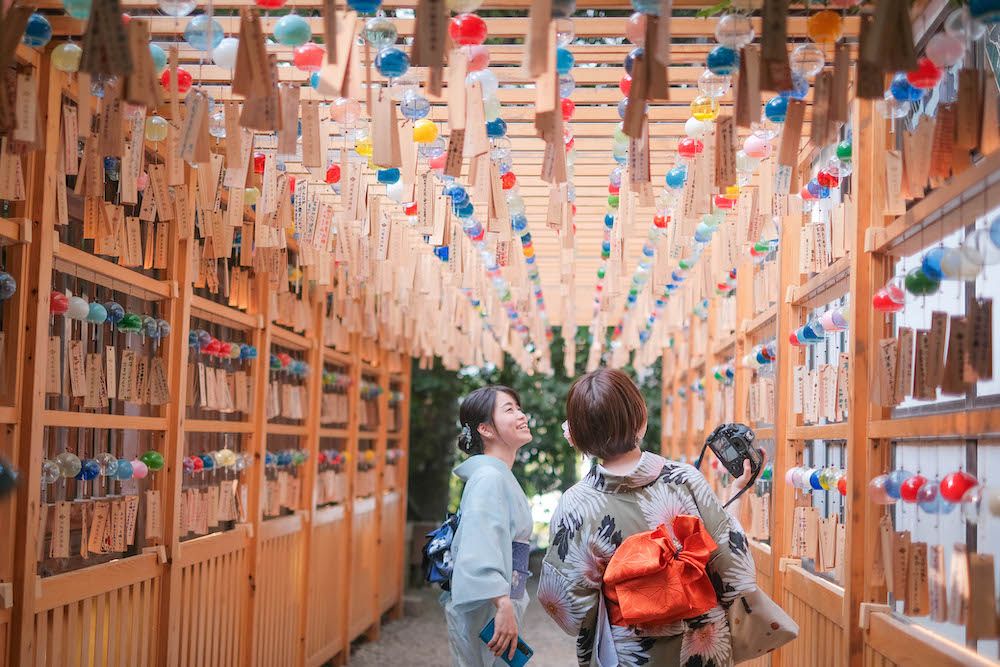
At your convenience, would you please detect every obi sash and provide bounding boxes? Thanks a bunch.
[603,515,718,628]
[510,541,531,600]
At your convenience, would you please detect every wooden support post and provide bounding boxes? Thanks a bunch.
[844,97,891,667]
[770,163,805,667]
[10,56,59,667]
[244,273,275,667]
[160,163,196,667]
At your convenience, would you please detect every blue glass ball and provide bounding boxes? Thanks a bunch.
[694,223,713,243]
[433,246,449,262]
[885,469,913,499]
[969,0,1000,22]
[149,44,167,73]
[665,167,687,189]
[806,180,829,198]
[76,459,101,481]
[707,46,739,76]
[375,47,409,78]
[199,453,215,470]
[377,168,400,184]
[890,73,923,102]
[188,330,199,347]
[116,459,134,480]
[780,73,809,100]
[990,215,1000,249]
[556,47,575,75]
[0,272,16,300]
[764,96,788,123]
[624,47,643,76]
[631,0,661,13]
[276,451,293,466]
[617,98,630,120]
[457,201,474,218]
[241,344,257,360]
[104,301,125,325]
[310,72,320,89]
[347,0,382,12]
[265,451,276,466]
[400,92,430,120]
[921,247,947,281]
[184,14,224,51]
[486,118,507,138]
[512,214,528,232]
[23,14,53,48]
[63,0,92,20]
[274,14,312,47]
[672,271,686,283]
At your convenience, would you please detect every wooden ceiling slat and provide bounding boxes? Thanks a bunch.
[48,15,860,39]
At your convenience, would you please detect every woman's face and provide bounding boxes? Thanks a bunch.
[483,392,532,447]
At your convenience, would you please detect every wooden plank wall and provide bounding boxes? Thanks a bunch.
[2,48,413,667]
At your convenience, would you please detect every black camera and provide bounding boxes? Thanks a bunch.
[695,423,763,507]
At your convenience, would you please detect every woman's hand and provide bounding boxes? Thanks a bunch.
[488,596,518,660]
[727,449,765,504]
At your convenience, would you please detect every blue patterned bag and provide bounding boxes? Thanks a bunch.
[422,512,460,590]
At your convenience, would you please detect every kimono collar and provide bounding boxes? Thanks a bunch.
[585,451,668,493]
[453,454,513,482]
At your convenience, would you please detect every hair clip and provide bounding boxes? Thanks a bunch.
[459,423,473,448]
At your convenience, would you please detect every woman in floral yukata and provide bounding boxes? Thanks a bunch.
[441,386,534,666]
[539,369,758,667]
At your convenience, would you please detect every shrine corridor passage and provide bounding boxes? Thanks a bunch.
[350,574,577,667]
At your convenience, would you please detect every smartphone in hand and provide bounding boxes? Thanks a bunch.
[479,618,534,666]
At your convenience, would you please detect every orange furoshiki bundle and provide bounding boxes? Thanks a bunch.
[603,515,719,628]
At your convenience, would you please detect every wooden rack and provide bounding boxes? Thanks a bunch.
[1,52,412,667]
[659,94,1000,667]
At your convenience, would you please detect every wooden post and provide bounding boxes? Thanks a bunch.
[10,55,59,667]
[844,96,891,667]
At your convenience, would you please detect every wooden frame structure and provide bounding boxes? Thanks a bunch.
[1,46,412,667]
[658,57,1000,667]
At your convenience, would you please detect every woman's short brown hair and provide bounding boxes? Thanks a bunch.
[566,368,647,459]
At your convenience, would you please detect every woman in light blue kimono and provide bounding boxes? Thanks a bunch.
[442,385,534,666]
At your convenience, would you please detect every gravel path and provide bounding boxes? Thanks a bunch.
[350,569,578,666]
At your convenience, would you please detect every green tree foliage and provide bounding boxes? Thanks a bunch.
[406,327,662,521]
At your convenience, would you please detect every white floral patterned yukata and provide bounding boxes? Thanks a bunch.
[539,452,757,667]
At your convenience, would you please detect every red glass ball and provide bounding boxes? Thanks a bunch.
[253,152,266,175]
[619,74,632,96]
[318,452,328,465]
[278,352,292,368]
[203,339,221,355]
[287,176,296,193]
[677,138,703,158]
[872,289,904,313]
[500,171,516,190]
[561,97,575,121]
[939,471,978,503]
[837,476,847,496]
[255,0,287,7]
[325,164,341,184]
[653,214,668,229]
[714,195,735,209]
[608,184,620,194]
[571,204,577,216]
[899,474,927,503]
[50,291,69,314]
[449,13,488,46]
[192,456,204,471]
[219,342,233,357]
[160,67,192,94]
[121,12,131,24]
[404,202,418,216]
[817,170,840,188]
[789,332,803,346]
[293,43,325,72]
[907,57,942,90]
[800,186,814,200]
[429,154,446,170]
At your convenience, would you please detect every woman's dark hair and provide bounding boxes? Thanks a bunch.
[566,368,647,459]
[457,385,521,455]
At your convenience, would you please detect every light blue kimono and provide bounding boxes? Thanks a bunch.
[442,455,533,667]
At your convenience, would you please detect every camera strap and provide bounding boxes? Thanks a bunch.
[694,438,762,509]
